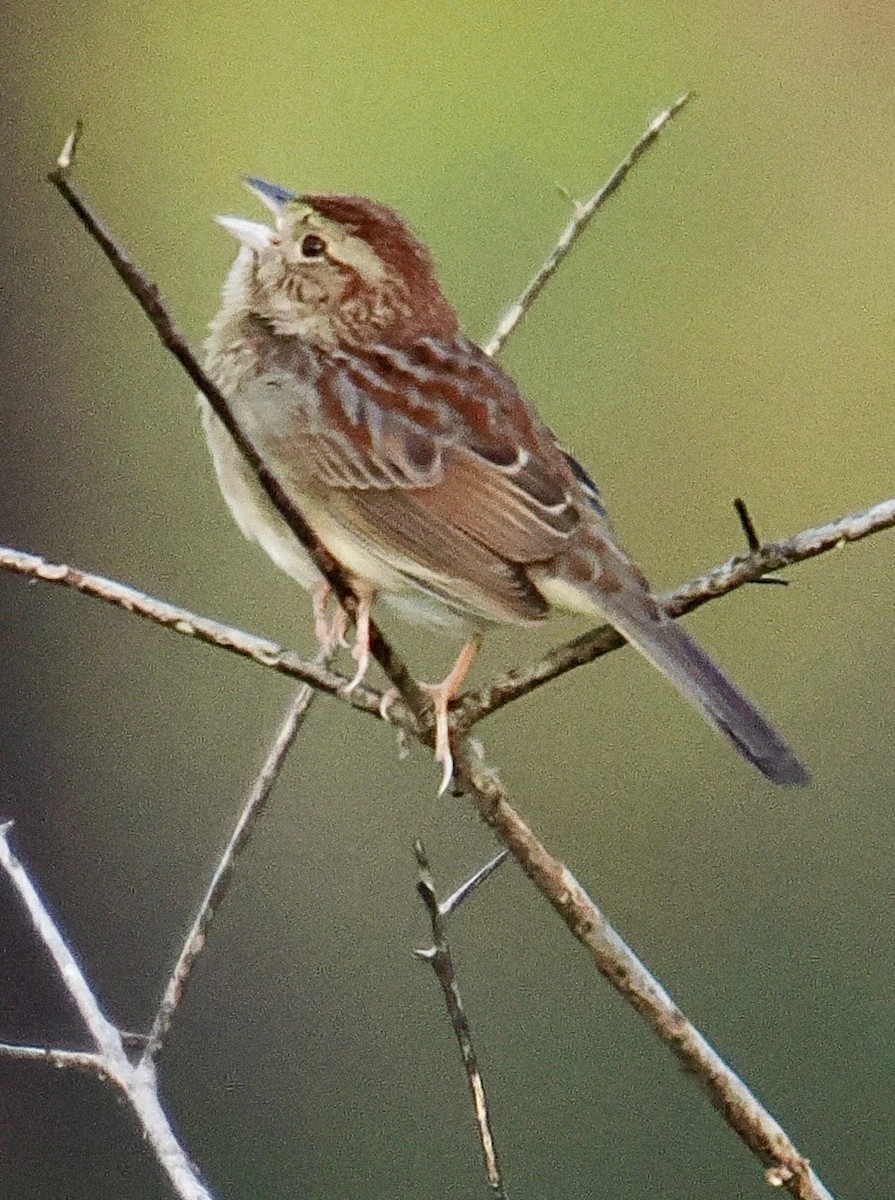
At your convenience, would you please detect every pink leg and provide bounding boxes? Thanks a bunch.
[344,586,375,693]
[311,582,333,650]
[422,634,483,795]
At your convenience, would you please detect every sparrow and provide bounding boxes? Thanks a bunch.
[201,176,807,791]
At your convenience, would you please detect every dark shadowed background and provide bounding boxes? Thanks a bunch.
[1,3,893,1197]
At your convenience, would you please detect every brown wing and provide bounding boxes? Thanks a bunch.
[239,334,594,620]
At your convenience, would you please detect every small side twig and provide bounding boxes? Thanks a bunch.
[414,841,509,1199]
[0,823,215,1200]
[0,1043,109,1076]
[483,92,692,357]
[734,497,789,586]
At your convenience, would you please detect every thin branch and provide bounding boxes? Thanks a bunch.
[144,672,325,1061]
[455,495,895,728]
[448,749,834,1200]
[483,93,692,357]
[47,130,426,723]
[0,546,387,721]
[0,824,215,1200]
[414,841,508,1198]
[0,1043,108,1075]
[442,849,508,918]
[734,496,763,553]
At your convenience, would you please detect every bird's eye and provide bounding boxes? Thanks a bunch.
[300,233,327,258]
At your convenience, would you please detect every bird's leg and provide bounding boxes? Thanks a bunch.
[330,604,351,650]
[421,633,483,795]
[311,582,333,650]
[344,583,376,693]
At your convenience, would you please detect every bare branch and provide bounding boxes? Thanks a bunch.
[448,750,835,1200]
[4,492,893,744]
[483,93,692,356]
[47,132,426,723]
[0,1043,107,1075]
[144,673,325,1060]
[0,545,387,720]
[442,849,508,919]
[455,495,895,728]
[0,824,215,1200]
[414,841,508,1198]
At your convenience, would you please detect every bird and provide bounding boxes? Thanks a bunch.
[201,176,808,792]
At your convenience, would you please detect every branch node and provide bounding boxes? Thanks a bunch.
[766,1163,796,1187]
[734,498,790,587]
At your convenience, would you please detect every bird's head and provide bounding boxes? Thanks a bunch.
[216,178,459,348]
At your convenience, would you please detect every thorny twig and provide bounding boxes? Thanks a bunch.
[414,843,509,1198]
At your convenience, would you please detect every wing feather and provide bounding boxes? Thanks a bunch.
[229,334,593,619]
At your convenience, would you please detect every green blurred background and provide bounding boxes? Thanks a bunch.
[1,2,893,1197]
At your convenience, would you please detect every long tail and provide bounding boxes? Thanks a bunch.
[591,586,808,786]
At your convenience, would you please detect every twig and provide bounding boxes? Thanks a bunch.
[414,842,508,1198]
[144,672,326,1060]
[441,849,508,917]
[734,497,789,587]
[483,93,692,357]
[455,495,895,728]
[0,546,387,721]
[0,824,215,1200]
[47,129,426,724]
[448,748,834,1200]
[0,1043,109,1076]
[734,496,763,552]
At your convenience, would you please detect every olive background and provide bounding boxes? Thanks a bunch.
[1,3,893,1197]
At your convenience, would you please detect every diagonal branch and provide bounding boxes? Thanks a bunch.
[47,128,426,724]
[3,491,894,741]
[3,493,893,745]
[414,842,509,1198]
[0,545,387,719]
[143,669,328,1061]
[448,746,834,1200]
[483,92,692,357]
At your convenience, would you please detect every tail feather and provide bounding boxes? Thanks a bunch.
[594,591,808,787]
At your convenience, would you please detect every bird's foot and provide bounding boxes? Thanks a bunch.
[420,634,482,796]
[344,588,374,694]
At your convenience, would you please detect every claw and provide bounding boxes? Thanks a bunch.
[420,634,483,796]
[343,587,374,694]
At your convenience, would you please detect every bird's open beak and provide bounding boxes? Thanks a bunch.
[242,176,296,214]
[214,215,277,252]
